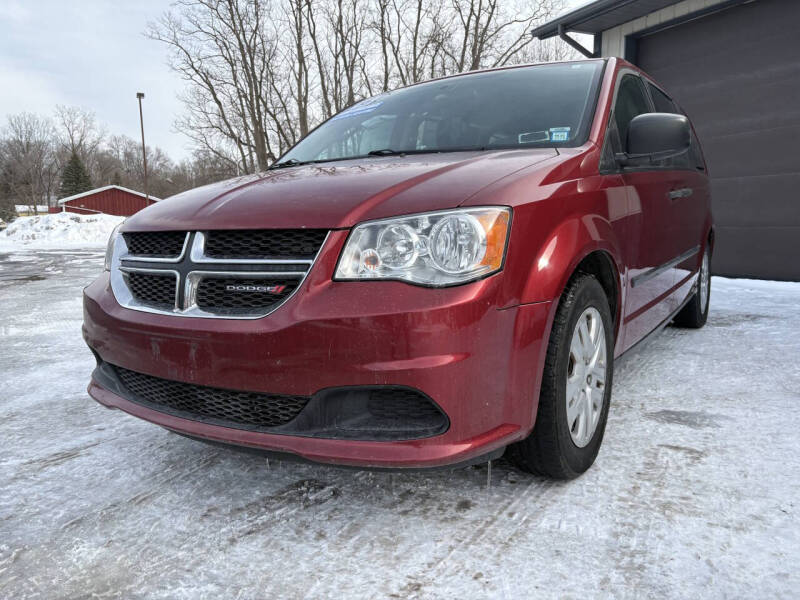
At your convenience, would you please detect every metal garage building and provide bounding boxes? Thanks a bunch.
[533,0,800,281]
[56,185,160,217]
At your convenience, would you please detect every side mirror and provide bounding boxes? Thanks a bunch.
[616,113,690,166]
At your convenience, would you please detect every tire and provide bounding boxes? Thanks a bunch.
[673,245,710,329]
[511,273,614,479]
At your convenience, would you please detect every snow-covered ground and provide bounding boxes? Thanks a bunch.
[0,212,122,250]
[1,250,798,599]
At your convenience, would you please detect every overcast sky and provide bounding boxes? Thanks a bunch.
[0,0,590,162]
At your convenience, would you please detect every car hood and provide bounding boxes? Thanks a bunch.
[123,149,558,231]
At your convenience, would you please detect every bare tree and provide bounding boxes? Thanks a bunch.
[148,0,283,172]
[54,105,106,191]
[284,0,311,134]
[0,113,58,213]
[149,0,570,173]
[54,105,105,159]
[374,0,449,86]
[327,0,372,109]
[95,135,176,197]
[443,0,563,71]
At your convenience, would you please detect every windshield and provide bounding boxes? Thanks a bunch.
[277,61,604,166]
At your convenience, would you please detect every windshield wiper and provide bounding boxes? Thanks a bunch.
[270,148,482,170]
[365,148,488,157]
[268,158,307,170]
[367,148,405,156]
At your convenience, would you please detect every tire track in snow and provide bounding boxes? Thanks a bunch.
[387,471,563,596]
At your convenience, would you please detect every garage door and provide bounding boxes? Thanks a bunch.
[635,0,800,280]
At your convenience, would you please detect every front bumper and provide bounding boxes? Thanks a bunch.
[83,239,552,468]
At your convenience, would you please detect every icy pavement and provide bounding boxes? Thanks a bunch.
[1,250,798,599]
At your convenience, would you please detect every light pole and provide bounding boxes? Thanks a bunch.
[136,92,150,204]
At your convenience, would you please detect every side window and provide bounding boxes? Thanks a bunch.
[614,75,651,150]
[646,82,678,114]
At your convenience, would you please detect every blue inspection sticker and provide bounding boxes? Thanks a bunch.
[549,127,571,142]
[330,97,385,122]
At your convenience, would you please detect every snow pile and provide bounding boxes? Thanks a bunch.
[0,212,124,250]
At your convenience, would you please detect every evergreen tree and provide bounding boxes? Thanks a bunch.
[59,151,92,198]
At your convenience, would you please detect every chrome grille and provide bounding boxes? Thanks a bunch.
[109,230,328,319]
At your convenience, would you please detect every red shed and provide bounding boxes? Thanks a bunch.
[55,185,161,217]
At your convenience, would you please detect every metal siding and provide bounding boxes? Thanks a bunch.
[636,0,800,280]
[64,188,152,217]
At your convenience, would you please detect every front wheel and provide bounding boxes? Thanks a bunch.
[511,273,614,479]
[673,246,711,329]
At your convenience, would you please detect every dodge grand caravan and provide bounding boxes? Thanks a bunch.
[83,58,712,478]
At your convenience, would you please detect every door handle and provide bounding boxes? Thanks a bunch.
[668,187,693,200]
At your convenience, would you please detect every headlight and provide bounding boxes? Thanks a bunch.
[104,223,123,271]
[335,207,511,286]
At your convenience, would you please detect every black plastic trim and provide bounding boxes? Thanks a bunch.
[92,360,450,442]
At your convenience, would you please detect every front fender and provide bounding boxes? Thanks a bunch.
[519,213,624,307]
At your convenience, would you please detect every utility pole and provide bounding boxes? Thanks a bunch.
[136,92,150,204]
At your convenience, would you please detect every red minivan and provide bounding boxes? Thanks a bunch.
[83,58,712,478]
